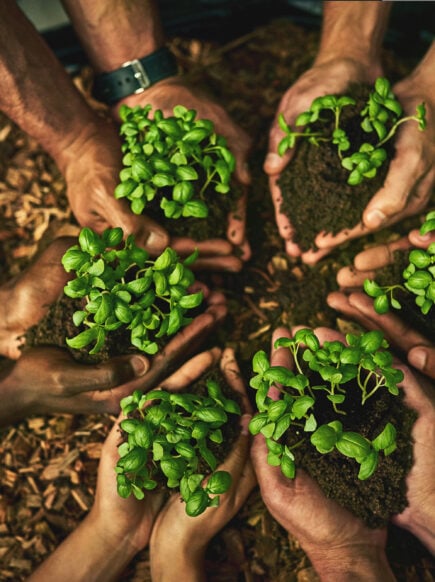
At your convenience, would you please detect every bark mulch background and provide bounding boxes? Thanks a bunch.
[0,18,434,582]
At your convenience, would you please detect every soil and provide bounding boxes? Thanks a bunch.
[286,371,415,529]
[375,250,435,342]
[279,84,393,252]
[0,17,434,582]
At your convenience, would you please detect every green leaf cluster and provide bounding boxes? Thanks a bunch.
[62,226,203,354]
[249,328,403,480]
[364,210,435,316]
[115,380,241,516]
[277,77,426,186]
[114,104,235,219]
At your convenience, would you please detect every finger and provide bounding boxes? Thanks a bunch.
[159,347,222,390]
[192,255,243,272]
[270,175,295,243]
[336,265,375,289]
[221,348,252,414]
[408,227,435,249]
[307,327,345,345]
[139,305,227,392]
[362,139,431,229]
[56,353,150,396]
[327,291,375,331]
[300,245,333,265]
[217,417,256,494]
[407,347,435,380]
[170,237,232,257]
[354,237,410,271]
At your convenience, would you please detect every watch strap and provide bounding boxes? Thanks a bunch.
[92,47,178,106]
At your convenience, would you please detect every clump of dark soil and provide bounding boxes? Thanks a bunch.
[285,372,416,528]
[278,84,393,252]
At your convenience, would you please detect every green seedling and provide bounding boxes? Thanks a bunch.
[278,77,426,186]
[114,104,235,219]
[62,226,203,355]
[116,379,241,516]
[364,210,435,316]
[249,328,403,481]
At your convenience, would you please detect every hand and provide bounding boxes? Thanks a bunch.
[327,291,435,380]
[250,327,395,581]
[391,364,435,554]
[264,57,381,263]
[28,415,164,582]
[149,347,256,581]
[55,120,170,256]
[115,77,253,267]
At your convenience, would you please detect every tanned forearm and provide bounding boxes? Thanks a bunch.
[28,513,139,582]
[0,2,100,163]
[60,0,166,72]
[315,1,392,70]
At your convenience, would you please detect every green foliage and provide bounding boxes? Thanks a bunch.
[249,328,403,481]
[62,226,203,355]
[277,77,426,186]
[364,210,435,316]
[115,104,235,219]
[115,379,241,516]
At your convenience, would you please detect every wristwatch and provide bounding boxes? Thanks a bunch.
[92,47,178,106]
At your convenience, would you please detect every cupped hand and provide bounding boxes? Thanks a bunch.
[251,326,393,579]
[327,291,435,379]
[55,119,170,256]
[264,57,380,261]
[114,77,253,267]
[0,237,76,359]
[390,365,435,554]
[149,347,256,581]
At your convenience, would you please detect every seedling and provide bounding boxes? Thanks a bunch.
[114,104,235,219]
[278,77,426,185]
[115,377,241,516]
[61,226,203,355]
[364,210,435,316]
[249,328,403,481]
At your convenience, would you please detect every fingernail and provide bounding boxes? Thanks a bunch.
[408,348,427,371]
[130,355,149,376]
[241,413,252,435]
[365,209,386,229]
[265,153,282,170]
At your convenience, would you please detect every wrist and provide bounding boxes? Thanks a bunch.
[303,542,395,582]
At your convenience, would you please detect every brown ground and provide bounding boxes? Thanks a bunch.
[0,18,434,582]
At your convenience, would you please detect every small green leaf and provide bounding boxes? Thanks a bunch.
[205,471,232,494]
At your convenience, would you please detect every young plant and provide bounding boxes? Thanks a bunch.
[115,377,241,516]
[364,210,435,316]
[278,77,426,185]
[61,226,203,355]
[114,104,235,219]
[249,328,403,481]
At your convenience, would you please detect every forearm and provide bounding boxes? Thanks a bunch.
[61,0,166,71]
[0,2,100,163]
[28,512,139,582]
[394,41,435,96]
[150,535,206,582]
[315,1,392,72]
[305,543,396,582]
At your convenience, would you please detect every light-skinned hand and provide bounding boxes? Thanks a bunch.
[150,347,256,582]
[251,326,396,581]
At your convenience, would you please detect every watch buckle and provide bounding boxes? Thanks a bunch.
[124,59,151,93]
